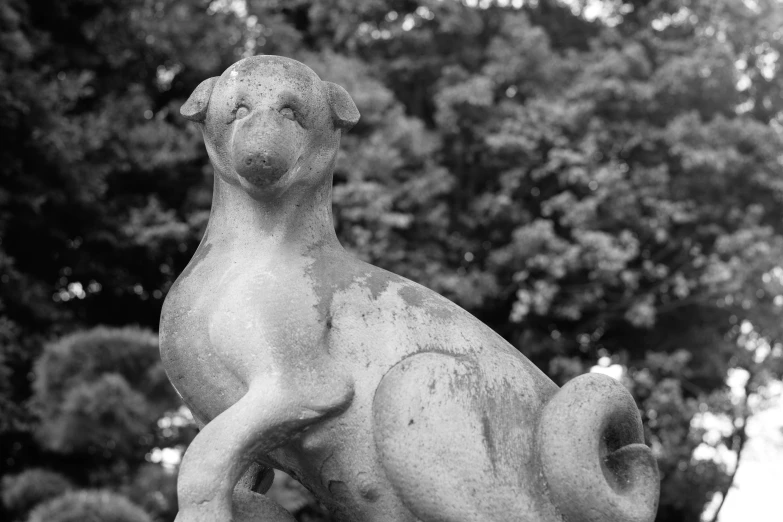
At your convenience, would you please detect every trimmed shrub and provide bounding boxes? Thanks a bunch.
[1,468,73,517]
[27,490,152,522]
[30,326,182,464]
[31,326,164,410]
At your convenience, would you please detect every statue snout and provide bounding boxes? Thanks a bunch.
[231,110,300,187]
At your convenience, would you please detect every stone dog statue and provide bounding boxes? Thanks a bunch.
[160,55,660,522]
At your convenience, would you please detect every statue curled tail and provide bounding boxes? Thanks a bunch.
[537,373,660,522]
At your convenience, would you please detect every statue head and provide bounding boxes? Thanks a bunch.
[181,55,359,198]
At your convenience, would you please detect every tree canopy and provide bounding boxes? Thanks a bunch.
[2,1,783,521]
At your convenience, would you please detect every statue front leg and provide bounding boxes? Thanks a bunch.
[175,377,354,522]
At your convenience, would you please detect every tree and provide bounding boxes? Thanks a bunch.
[0,0,237,510]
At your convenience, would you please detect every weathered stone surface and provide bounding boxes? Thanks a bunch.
[160,55,660,522]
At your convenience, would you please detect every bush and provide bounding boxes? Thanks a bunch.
[27,490,152,522]
[29,327,183,470]
[31,327,164,409]
[1,468,73,518]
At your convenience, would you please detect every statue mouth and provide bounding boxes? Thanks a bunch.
[233,143,298,188]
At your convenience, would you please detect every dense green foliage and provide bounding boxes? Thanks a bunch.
[2,0,783,521]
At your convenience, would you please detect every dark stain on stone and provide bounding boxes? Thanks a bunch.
[408,418,415,426]
[360,487,379,502]
[362,267,394,301]
[305,245,354,324]
[481,412,498,470]
[304,242,460,336]
[398,284,425,308]
[398,283,457,321]
[304,246,397,326]
[327,479,348,497]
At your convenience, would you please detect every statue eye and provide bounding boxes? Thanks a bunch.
[279,107,296,121]
[235,106,250,120]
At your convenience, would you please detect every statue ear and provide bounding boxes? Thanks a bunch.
[181,77,218,123]
[325,81,360,131]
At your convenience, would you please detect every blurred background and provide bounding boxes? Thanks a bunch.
[1,0,783,521]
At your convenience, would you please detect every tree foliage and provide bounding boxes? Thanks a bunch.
[2,1,783,521]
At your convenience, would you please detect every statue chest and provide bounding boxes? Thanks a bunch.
[160,249,328,421]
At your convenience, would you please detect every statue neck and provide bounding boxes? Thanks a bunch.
[205,169,342,255]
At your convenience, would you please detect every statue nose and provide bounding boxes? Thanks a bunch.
[242,151,275,171]
[231,111,299,186]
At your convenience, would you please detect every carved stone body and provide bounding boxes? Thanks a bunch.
[160,55,660,522]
